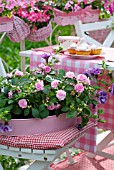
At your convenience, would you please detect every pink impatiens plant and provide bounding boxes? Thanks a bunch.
[0,55,113,132]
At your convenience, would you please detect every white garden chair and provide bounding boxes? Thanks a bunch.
[0,58,7,77]
[75,18,114,47]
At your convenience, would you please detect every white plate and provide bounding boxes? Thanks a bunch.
[64,52,105,60]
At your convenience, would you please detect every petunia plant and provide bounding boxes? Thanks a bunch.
[0,55,113,133]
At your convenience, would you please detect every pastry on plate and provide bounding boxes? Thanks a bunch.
[75,46,91,55]
[90,44,102,55]
[67,43,77,54]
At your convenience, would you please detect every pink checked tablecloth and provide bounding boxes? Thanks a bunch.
[30,46,114,153]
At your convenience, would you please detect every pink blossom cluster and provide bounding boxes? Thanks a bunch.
[15,0,54,31]
[47,103,61,110]
[0,0,22,17]
[58,0,114,15]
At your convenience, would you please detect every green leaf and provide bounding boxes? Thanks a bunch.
[12,77,19,85]
[81,116,89,127]
[93,115,99,119]
[36,73,43,78]
[13,107,22,115]
[61,106,69,112]
[45,76,53,82]
[43,87,49,95]
[24,108,30,116]
[32,108,40,118]
[98,119,106,123]
[39,104,45,111]
[98,109,104,115]
[50,70,56,75]
[58,69,65,76]
[66,111,77,118]
[20,77,29,83]
[5,105,13,111]
[40,109,49,119]
[5,114,12,121]
[65,85,74,91]
[8,100,13,104]
[0,98,7,107]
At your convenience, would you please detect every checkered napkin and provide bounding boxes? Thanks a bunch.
[0,121,95,150]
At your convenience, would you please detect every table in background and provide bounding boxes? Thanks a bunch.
[20,46,114,156]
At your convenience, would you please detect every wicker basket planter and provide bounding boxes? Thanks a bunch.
[27,21,52,42]
[53,8,100,26]
[0,113,76,136]
[7,16,30,42]
[0,16,13,33]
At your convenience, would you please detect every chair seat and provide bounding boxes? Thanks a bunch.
[0,121,95,150]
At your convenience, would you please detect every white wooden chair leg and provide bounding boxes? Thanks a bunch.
[66,149,75,164]
[87,131,114,159]
[26,160,51,170]
[0,163,4,170]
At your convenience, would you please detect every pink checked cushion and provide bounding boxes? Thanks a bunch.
[0,121,95,150]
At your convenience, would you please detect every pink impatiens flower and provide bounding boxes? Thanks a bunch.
[74,83,84,93]
[15,70,24,76]
[8,91,13,99]
[35,80,44,91]
[56,90,66,101]
[66,71,75,79]
[44,66,51,73]
[18,99,27,109]
[51,80,60,89]
[47,103,55,110]
[39,63,45,69]
[77,74,90,85]
[55,104,61,110]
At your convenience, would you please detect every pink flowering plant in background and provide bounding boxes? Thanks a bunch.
[52,0,113,19]
[0,0,21,18]
[14,0,54,31]
[0,55,113,132]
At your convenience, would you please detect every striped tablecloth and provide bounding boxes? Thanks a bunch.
[30,46,114,152]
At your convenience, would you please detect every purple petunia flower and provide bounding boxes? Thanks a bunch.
[0,122,12,133]
[84,68,101,78]
[110,83,114,97]
[40,53,51,59]
[98,90,108,104]
[83,69,92,78]
[91,68,101,75]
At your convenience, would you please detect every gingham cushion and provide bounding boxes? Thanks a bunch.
[0,121,95,150]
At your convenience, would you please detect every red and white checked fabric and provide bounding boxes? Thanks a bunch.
[0,122,95,150]
[30,46,114,152]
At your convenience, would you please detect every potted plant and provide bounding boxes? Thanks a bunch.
[0,0,18,32]
[52,0,111,26]
[0,55,112,136]
[13,0,54,42]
